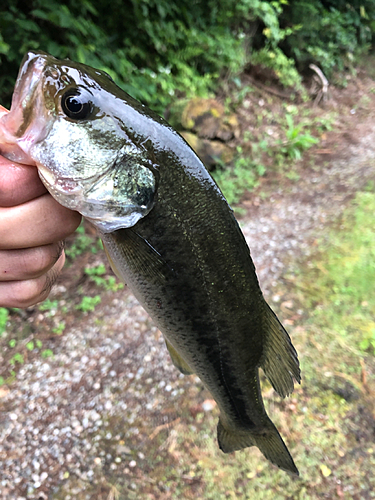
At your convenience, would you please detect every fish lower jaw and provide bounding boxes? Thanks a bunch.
[85,210,146,233]
[38,167,79,193]
[0,122,35,164]
[37,168,85,212]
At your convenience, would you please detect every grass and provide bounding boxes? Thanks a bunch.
[64,222,103,262]
[295,190,375,355]
[212,145,266,208]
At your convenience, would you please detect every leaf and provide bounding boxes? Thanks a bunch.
[320,464,332,477]
[26,341,35,351]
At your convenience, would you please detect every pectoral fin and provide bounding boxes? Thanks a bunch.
[165,339,194,375]
[101,228,175,285]
[103,243,126,283]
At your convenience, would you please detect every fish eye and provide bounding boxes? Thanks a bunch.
[61,89,92,120]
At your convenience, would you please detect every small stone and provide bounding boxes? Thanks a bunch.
[117,445,131,454]
[32,460,40,471]
[90,411,101,421]
[202,399,216,412]
[40,471,48,482]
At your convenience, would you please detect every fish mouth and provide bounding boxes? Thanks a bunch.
[13,53,45,108]
[0,52,50,163]
[38,165,82,197]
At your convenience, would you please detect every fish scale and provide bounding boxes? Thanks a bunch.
[0,51,301,474]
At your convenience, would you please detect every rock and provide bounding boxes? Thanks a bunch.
[180,132,233,170]
[181,98,224,130]
[180,97,239,140]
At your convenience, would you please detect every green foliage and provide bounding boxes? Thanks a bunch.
[75,295,102,313]
[65,224,102,262]
[297,191,375,354]
[213,146,266,207]
[52,321,66,335]
[277,113,319,160]
[0,0,264,111]
[84,263,123,292]
[0,308,9,336]
[280,1,375,76]
[250,47,303,90]
[41,348,54,358]
[1,0,373,115]
[39,299,59,312]
[26,341,35,351]
[10,352,24,365]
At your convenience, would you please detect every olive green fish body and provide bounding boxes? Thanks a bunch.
[101,131,300,473]
[0,51,300,474]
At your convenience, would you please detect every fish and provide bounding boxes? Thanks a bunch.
[0,51,301,474]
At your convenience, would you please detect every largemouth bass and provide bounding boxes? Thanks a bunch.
[0,52,301,474]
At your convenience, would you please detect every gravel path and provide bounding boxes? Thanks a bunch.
[242,120,375,295]
[1,104,375,499]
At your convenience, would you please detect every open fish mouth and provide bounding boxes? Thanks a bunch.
[0,52,50,163]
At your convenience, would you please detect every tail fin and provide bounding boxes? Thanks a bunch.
[260,303,301,398]
[217,417,299,475]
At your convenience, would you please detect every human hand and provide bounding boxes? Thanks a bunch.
[0,131,82,307]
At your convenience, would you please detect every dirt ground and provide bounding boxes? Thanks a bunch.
[1,62,375,499]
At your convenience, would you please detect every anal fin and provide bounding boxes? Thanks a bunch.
[260,303,301,398]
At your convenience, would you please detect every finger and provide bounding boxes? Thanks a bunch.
[0,156,47,207]
[0,242,64,282]
[0,252,65,308]
[0,105,8,118]
[0,193,82,249]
